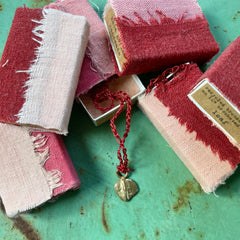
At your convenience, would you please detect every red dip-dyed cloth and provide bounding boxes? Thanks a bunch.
[104,0,219,76]
[0,7,89,134]
[138,56,240,193]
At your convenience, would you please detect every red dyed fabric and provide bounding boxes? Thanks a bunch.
[0,8,42,123]
[154,61,240,168]
[113,14,219,76]
[32,132,81,197]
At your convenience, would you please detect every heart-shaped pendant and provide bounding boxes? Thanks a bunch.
[114,171,138,201]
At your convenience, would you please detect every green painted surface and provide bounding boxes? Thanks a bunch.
[0,0,240,239]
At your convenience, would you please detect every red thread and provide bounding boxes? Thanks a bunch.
[93,89,132,174]
[153,62,240,168]
[146,63,191,94]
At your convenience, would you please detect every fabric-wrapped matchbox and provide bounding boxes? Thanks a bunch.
[104,0,219,76]
[0,7,89,135]
[0,123,80,218]
[138,45,240,193]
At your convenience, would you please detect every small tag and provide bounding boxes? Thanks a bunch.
[188,79,240,146]
[104,7,127,72]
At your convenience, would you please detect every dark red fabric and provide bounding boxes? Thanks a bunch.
[0,7,42,123]
[154,62,240,168]
[200,36,240,109]
[114,13,219,76]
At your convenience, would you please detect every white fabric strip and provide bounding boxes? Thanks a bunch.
[16,9,89,135]
[0,123,52,217]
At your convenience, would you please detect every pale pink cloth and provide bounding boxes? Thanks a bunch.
[108,0,203,22]
[0,123,80,217]
[138,92,235,193]
[46,0,115,95]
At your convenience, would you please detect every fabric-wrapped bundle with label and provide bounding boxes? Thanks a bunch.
[138,43,240,193]
[0,123,80,218]
[0,7,89,135]
[104,0,219,76]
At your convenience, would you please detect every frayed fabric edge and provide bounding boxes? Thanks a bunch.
[203,166,237,194]
[31,132,63,194]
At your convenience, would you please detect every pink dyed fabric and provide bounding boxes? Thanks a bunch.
[32,132,80,196]
[46,0,115,95]
[108,0,203,22]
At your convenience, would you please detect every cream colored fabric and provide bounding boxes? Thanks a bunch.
[16,9,90,135]
[0,123,53,217]
[138,92,236,193]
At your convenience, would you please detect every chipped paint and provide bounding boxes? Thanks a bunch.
[1,202,41,240]
[80,206,85,216]
[232,11,240,21]
[102,187,110,233]
[172,179,203,212]
[0,1,4,11]
[12,217,41,240]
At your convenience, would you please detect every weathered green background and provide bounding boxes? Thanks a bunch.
[0,0,240,239]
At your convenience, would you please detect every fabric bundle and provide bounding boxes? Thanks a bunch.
[0,7,89,135]
[138,57,240,193]
[46,0,115,95]
[0,123,80,217]
[104,0,219,76]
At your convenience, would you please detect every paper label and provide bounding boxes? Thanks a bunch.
[104,7,127,72]
[188,79,240,145]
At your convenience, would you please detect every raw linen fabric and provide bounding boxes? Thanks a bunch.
[0,7,89,135]
[0,124,80,218]
[138,62,238,193]
[104,0,219,76]
[46,0,115,95]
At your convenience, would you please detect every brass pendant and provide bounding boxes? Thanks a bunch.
[114,171,138,201]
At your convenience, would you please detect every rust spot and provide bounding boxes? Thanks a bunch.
[93,155,98,160]
[0,2,3,11]
[229,194,233,199]
[172,179,202,212]
[233,17,237,21]
[166,168,169,174]
[140,233,145,238]
[223,29,228,33]
[214,26,220,29]
[155,230,160,236]
[188,228,192,232]
[78,168,85,176]
[1,202,41,240]
[80,206,84,215]
[12,216,41,240]
[30,0,53,8]
[102,187,110,233]
[200,234,203,238]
